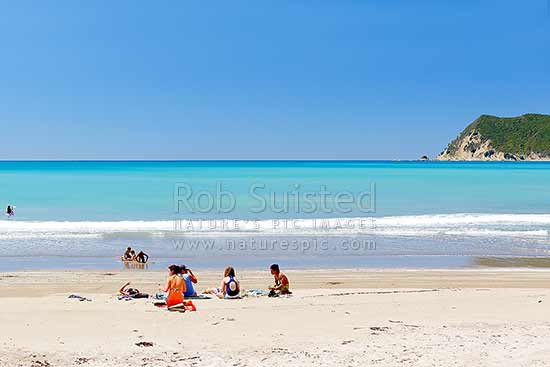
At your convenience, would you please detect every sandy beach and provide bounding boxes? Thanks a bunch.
[2,269,550,366]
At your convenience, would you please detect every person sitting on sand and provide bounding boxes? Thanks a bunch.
[204,266,240,299]
[160,265,186,307]
[121,247,133,261]
[135,250,149,263]
[269,264,290,295]
[179,265,198,297]
[118,281,148,299]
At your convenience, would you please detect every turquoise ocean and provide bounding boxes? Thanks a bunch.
[1,161,549,270]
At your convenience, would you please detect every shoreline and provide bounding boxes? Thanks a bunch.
[4,255,550,273]
[7,265,550,273]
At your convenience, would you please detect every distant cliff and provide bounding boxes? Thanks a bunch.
[436,114,550,161]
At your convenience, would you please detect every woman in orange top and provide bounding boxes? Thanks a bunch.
[161,265,186,307]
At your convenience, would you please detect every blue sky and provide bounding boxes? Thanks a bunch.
[0,1,549,160]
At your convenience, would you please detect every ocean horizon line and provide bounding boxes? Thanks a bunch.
[1,159,549,163]
[1,158,416,162]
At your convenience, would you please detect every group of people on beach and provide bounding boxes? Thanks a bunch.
[118,246,291,309]
[160,263,290,307]
[120,247,149,263]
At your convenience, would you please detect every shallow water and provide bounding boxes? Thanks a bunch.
[1,161,549,270]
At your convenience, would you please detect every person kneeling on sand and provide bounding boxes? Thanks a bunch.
[204,266,240,299]
[269,264,291,296]
[160,265,186,307]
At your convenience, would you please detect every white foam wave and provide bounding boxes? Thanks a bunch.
[1,213,549,240]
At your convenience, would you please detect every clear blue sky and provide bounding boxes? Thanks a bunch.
[1,1,549,160]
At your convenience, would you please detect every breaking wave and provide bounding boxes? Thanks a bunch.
[1,213,549,240]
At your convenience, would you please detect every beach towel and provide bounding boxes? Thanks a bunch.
[224,294,242,300]
[186,294,212,300]
[245,289,268,297]
[171,301,197,312]
[155,292,211,300]
[154,300,197,312]
[132,293,149,299]
[268,290,293,298]
[118,293,149,301]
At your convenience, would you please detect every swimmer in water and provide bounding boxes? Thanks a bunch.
[121,247,133,261]
[135,250,149,263]
[6,206,13,216]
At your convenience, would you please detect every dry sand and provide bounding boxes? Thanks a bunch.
[1,269,550,366]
